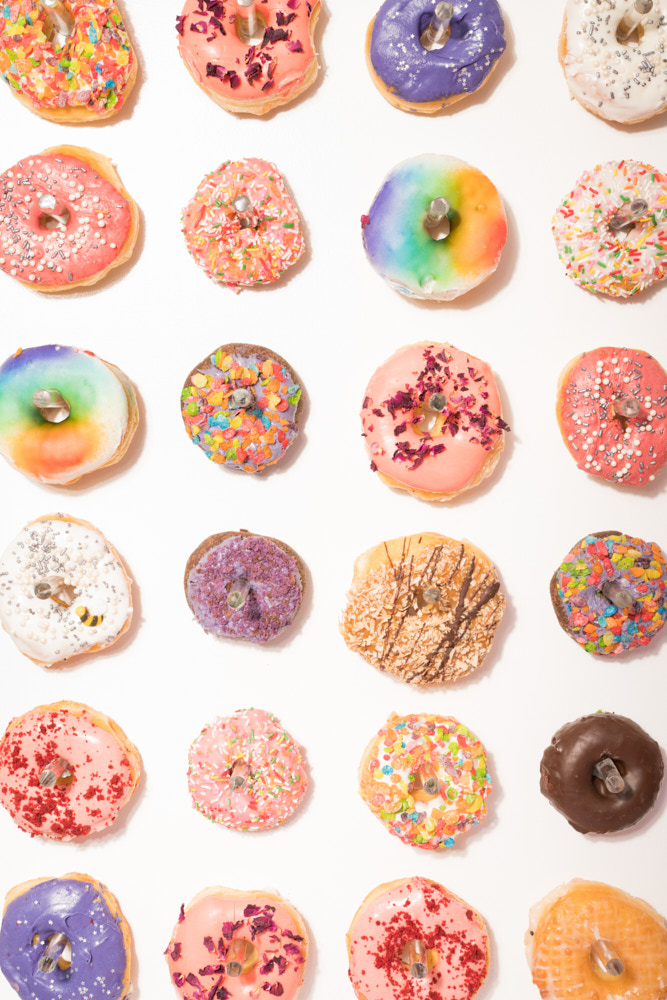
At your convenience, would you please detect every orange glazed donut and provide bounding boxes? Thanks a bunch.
[0,145,138,292]
[0,0,137,122]
[166,887,308,1000]
[526,880,667,1000]
[0,700,140,840]
[348,877,489,1000]
[176,0,320,115]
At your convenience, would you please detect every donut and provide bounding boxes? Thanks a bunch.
[176,0,320,115]
[540,712,664,834]
[559,0,667,124]
[188,708,308,831]
[556,346,667,487]
[0,873,131,1000]
[550,530,667,655]
[184,529,305,644]
[362,154,506,301]
[340,532,505,684]
[526,880,667,1000]
[182,157,304,293]
[166,886,308,1000]
[366,0,506,114]
[181,343,303,473]
[0,344,138,485]
[0,0,136,122]
[0,145,139,292]
[552,160,667,298]
[361,342,508,501]
[0,512,133,667]
[347,877,489,1000]
[358,712,491,850]
[0,700,140,840]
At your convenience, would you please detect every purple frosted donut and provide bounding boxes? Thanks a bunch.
[0,874,131,1000]
[184,530,305,643]
[367,0,506,112]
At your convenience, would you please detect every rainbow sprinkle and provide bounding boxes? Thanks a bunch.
[0,0,133,114]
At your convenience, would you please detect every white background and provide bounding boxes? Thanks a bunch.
[1,0,667,998]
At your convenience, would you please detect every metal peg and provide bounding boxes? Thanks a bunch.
[227,577,250,610]
[38,757,73,788]
[38,932,70,973]
[593,756,625,794]
[33,388,70,423]
[225,938,258,977]
[40,0,74,48]
[407,939,429,979]
[609,198,648,232]
[235,0,266,47]
[617,0,652,42]
[424,197,451,240]
[420,1,454,51]
[612,396,641,419]
[229,759,251,790]
[602,580,634,609]
[38,193,70,230]
[229,387,255,410]
[590,938,624,977]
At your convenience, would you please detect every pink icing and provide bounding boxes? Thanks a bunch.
[166,890,307,1000]
[0,704,136,840]
[188,708,308,831]
[0,152,132,288]
[177,0,317,106]
[362,343,506,494]
[348,878,488,1000]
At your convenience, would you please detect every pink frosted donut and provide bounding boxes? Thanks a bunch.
[0,145,138,292]
[166,886,308,1000]
[0,700,140,841]
[188,708,308,831]
[347,877,489,1000]
[361,342,508,501]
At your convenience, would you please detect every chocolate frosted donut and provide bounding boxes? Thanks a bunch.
[540,712,664,834]
[184,530,305,644]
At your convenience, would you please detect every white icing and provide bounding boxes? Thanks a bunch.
[563,0,667,123]
[0,515,132,666]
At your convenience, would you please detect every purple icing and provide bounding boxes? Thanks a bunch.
[186,534,303,643]
[370,0,506,104]
[0,877,128,1000]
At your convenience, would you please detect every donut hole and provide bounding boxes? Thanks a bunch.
[592,758,629,799]
[616,21,646,46]
[414,407,445,437]
[399,941,439,975]
[34,933,72,972]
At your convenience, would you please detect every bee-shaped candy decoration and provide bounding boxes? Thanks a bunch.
[75,606,104,627]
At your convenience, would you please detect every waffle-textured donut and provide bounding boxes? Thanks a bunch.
[348,877,489,1000]
[361,342,508,500]
[188,708,308,831]
[0,873,132,1000]
[181,343,302,472]
[556,346,667,487]
[0,145,138,291]
[166,887,308,1000]
[0,0,136,121]
[550,530,667,655]
[0,700,140,840]
[366,0,506,114]
[540,712,663,834]
[182,157,304,292]
[553,160,667,298]
[526,880,667,1000]
[0,344,138,485]
[359,712,492,849]
[340,532,505,684]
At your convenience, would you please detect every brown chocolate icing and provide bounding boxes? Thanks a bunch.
[540,712,664,834]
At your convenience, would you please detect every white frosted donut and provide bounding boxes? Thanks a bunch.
[553,159,667,298]
[559,0,667,124]
[0,514,132,667]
